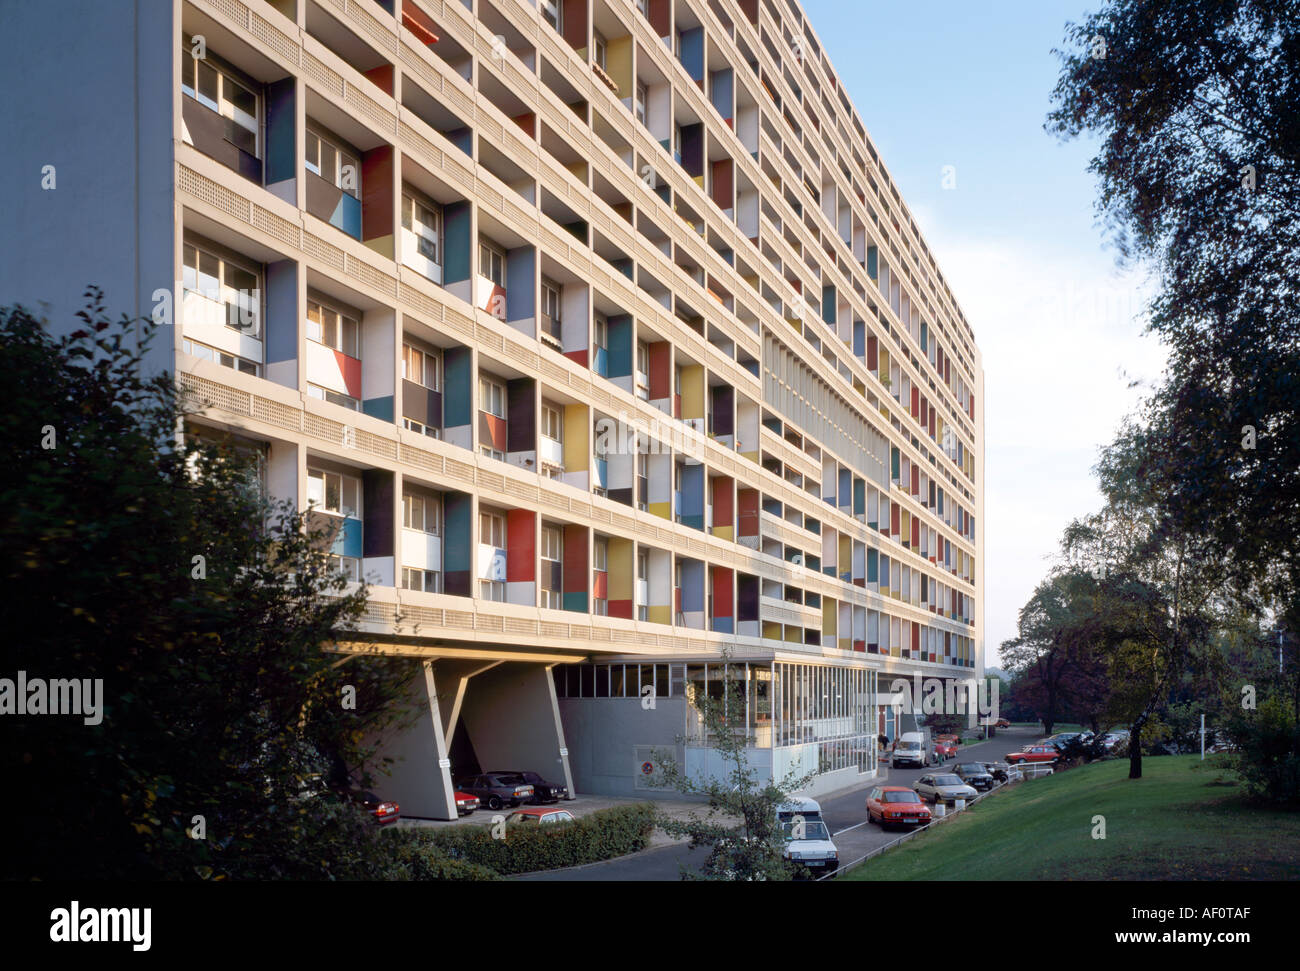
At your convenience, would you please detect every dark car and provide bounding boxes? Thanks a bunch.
[950,762,995,791]
[457,772,535,810]
[489,770,568,804]
[979,761,1012,783]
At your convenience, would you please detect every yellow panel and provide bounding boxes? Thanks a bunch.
[607,36,633,97]
[609,537,633,599]
[681,365,705,419]
[649,501,671,520]
[712,525,733,542]
[648,604,671,625]
[564,403,588,472]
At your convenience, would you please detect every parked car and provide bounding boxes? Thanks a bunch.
[891,732,929,768]
[979,761,1013,783]
[488,769,568,804]
[989,717,1011,729]
[506,807,576,826]
[950,762,995,791]
[933,739,958,761]
[914,773,978,805]
[865,786,932,829]
[1006,745,1061,765]
[339,789,400,825]
[777,796,838,875]
[457,772,535,810]
[1042,731,1092,750]
[1098,730,1130,754]
[454,791,480,816]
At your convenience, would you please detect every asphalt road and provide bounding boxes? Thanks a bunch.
[515,726,1039,881]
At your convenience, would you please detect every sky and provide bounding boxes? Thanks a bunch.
[800,0,1168,667]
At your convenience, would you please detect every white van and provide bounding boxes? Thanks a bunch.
[776,796,838,874]
[892,731,928,768]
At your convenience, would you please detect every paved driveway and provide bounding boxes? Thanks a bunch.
[514,727,1039,881]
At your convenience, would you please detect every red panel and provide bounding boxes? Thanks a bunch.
[609,599,633,620]
[363,64,394,96]
[649,342,672,400]
[911,624,920,654]
[335,350,362,399]
[593,571,608,599]
[483,414,507,451]
[910,465,919,497]
[710,566,733,618]
[929,405,936,438]
[506,509,535,582]
[512,113,535,138]
[401,2,440,45]
[361,145,394,242]
[711,158,734,208]
[890,502,900,536]
[969,392,975,420]
[564,348,588,369]
[867,334,877,371]
[738,488,760,536]
[713,475,734,529]
[910,386,919,418]
[563,523,587,594]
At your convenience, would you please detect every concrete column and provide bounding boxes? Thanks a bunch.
[375,661,459,820]
[459,662,575,798]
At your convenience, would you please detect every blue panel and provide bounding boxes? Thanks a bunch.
[563,590,588,613]
[506,246,535,320]
[443,493,472,572]
[332,517,364,559]
[853,319,865,357]
[680,561,704,612]
[920,321,928,353]
[443,201,472,283]
[681,464,704,531]
[264,260,297,365]
[868,548,878,583]
[594,457,608,488]
[838,468,850,507]
[867,245,878,280]
[854,478,866,516]
[607,314,633,379]
[265,78,295,184]
[710,68,733,118]
[679,27,704,82]
[712,616,733,634]
[362,395,394,422]
[330,193,361,240]
[821,285,835,324]
[443,345,473,427]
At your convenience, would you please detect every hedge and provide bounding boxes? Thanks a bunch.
[384,803,656,876]
[382,837,501,881]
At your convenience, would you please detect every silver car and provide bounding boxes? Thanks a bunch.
[914,772,979,805]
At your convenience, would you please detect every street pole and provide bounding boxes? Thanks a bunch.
[1200,713,1205,760]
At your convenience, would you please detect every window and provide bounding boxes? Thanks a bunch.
[403,493,440,534]
[401,193,442,269]
[540,0,561,31]
[594,313,608,350]
[636,452,648,510]
[308,384,359,411]
[307,299,359,358]
[401,567,441,593]
[183,242,261,338]
[403,342,440,390]
[478,240,506,286]
[541,403,563,443]
[594,537,609,572]
[181,43,258,156]
[636,0,650,18]
[541,278,562,344]
[305,127,359,198]
[635,340,650,400]
[480,510,506,548]
[541,525,562,610]
[307,468,360,517]
[479,375,506,419]
[638,549,649,580]
[182,338,259,376]
[403,417,440,439]
[593,31,608,70]
[635,81,648,126]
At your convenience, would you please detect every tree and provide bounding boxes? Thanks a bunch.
[0,291,413,879]
[1047,0,1300,639]
[650,656,818,880]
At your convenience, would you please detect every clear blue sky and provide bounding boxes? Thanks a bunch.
[801,1,1166,666]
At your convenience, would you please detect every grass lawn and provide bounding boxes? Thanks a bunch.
[842,756,1300,880]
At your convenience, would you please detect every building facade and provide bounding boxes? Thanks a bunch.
[1,0,983,810]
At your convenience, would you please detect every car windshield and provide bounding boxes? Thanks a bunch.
[783,821,830,841]
[933,775,963,786]
[495,774,526,785]
[956,765,982,773]
[507,813,537,824]
[884,791,919,803]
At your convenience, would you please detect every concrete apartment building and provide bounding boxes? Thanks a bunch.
[1,0,983,811]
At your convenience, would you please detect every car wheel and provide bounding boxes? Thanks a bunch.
[487,795,503,810]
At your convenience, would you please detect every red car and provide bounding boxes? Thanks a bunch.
[865,786,932,829]
[933,739,958,760]
[1006,745,1059,765]
[505,807,576,826]
[454,791,480,816]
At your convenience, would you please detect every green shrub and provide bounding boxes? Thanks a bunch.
[1221,697,1300,805]
[380,834,501,881]
[387,803,655,876]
